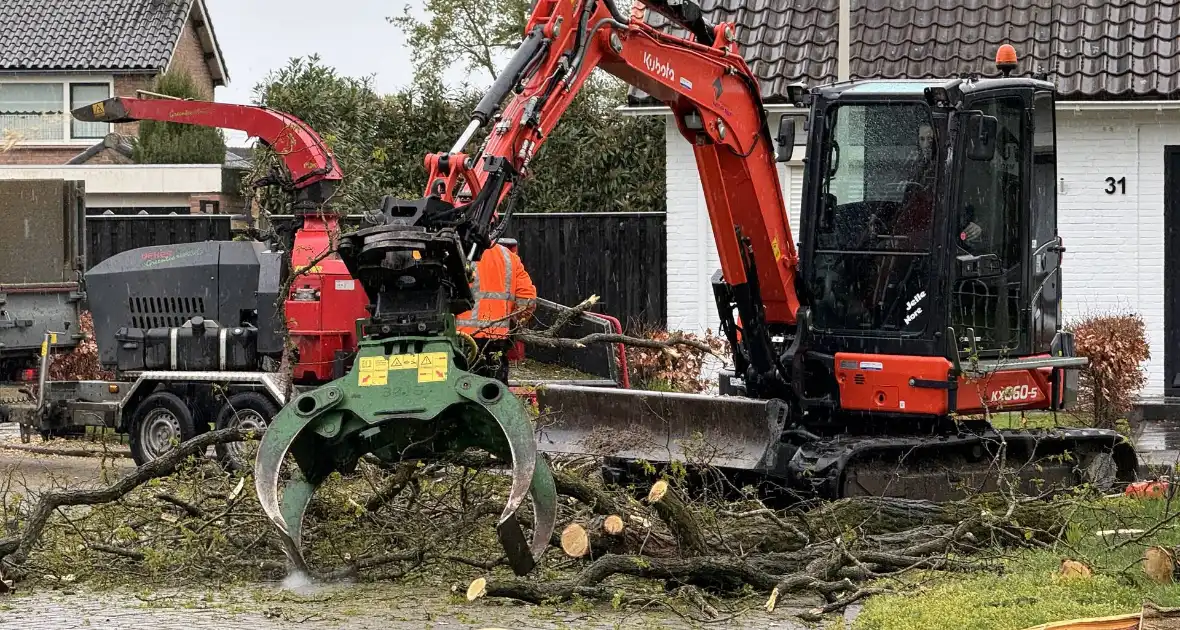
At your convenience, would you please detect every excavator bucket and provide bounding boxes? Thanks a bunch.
[533,384,789,471]
[255,336,557,577]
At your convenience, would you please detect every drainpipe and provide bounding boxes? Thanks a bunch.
[838,0,851,81]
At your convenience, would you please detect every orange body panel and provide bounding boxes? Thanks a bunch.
[835,352,1058,415]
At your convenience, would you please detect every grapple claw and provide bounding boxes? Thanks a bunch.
[253,337,557,578]
[254,399,325,574]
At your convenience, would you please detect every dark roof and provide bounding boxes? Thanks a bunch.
[66,134,135,164]
[224,146,254,170]
[0,0,221,78]
[630,0,1180,105]
[69,133,253,168]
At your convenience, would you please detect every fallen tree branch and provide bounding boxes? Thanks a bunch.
[517,331,720,357]
[0,427,244,574]
[0,443,132,459]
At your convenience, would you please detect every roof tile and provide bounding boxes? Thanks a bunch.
[0,0,191,71]
[629,0,1180,104]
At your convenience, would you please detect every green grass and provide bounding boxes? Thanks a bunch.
[853,496,1180,630]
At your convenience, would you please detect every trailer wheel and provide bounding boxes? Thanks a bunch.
[129,392,198,466]
[214,391,279,473]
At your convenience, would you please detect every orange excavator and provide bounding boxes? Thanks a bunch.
[76,0,1140,574]
[468,0,1140,501]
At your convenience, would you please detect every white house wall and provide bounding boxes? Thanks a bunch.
[0,164,222,209]
[663,110,1180,397]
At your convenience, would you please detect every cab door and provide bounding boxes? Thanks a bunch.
[1028,90,1062,354]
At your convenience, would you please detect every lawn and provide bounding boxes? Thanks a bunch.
[853,495,1180,630]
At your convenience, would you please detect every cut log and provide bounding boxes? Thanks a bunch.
[561,516,627,559]
[1059,559,1092,580]
[562,515,673,559]
[646,479,710,556]
[561,524,592,559]
[467,577,487,601]
[1144,546,1178,584]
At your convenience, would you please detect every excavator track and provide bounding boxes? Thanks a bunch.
[795,427,1136,501]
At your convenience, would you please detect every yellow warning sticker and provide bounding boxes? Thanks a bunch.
[92,101,105,117]
[417,352,449,383]
[358,356,389,386]
[389,354,419,370]
[771,237,782,261]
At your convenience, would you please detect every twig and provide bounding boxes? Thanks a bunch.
[156,493,203,518]
[0,427,244,572]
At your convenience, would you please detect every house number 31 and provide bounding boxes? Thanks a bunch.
[1105,176,1126,194]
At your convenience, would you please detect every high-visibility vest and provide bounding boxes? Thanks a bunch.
[457,244,537,339]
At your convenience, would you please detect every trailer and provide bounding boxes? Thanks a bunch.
[0,179,87,379]
[11,240,629,468]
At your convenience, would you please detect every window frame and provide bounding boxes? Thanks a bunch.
[0,76,114,145]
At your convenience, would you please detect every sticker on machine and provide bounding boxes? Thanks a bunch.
[335,279,356,291]
[417,352,449,383]
[358,356,389,386]
[858,361,883,371]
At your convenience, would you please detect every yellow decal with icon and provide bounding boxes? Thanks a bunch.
[389,354,418,370]
[771,237,782,261]
[416,352,449,383]
[357,356,389,386]
[91,102,105,117]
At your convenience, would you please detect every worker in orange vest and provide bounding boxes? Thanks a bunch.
[457,237,537,383]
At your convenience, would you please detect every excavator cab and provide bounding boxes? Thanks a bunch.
[791,77,1068,409]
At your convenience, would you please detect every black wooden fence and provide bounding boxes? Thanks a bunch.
[84,211,668,331]
[503,212,666,331]
[86,214,233,269]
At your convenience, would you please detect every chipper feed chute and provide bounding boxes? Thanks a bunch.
[534,384,788,472]
[255,216,557,577]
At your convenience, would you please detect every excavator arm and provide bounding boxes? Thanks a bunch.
[407,0,800,395]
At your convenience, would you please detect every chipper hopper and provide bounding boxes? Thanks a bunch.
[255,210,557,576]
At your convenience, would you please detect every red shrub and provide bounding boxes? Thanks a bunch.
[625,328,730,393]
[48,311,113,382]
[1070,312,1150,429]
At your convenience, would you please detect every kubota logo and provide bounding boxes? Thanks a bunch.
[643,52,675,81]
[989,385,1039,403]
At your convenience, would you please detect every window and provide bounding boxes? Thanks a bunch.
[0,83,63,141]
[1031,92,1057,248]
[807,102,938,333]
[952,94,1027,352]
[71,84,111,139]
[0,80,110,143]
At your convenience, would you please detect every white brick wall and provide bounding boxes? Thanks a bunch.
[663,109,1180,397]
[664,114,803,335]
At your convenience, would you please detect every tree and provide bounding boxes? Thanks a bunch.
[387,0,664,215]
[132,70,226,165]
[246,0,665,217]
[388,0,531,86]
[248,55,391,215]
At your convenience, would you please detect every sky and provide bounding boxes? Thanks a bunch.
[202,0,476,145]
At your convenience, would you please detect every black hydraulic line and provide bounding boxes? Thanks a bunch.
[471,25,550,125]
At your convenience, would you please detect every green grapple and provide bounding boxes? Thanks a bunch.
[254,208,558,577]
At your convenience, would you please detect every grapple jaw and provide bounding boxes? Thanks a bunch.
[255,336,557,577]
